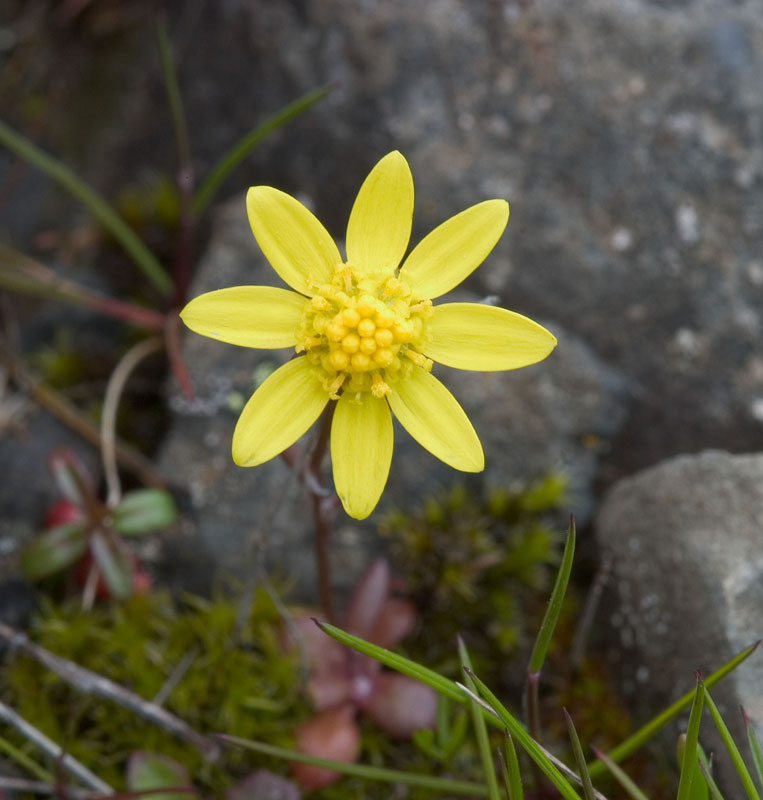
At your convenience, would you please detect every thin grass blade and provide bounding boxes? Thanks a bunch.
[588,641,759,780]
[564,709,595,800]
[526,516,575,739]
[314,619,464,702]
[0,733,54,783]
[676,677,705,800]
[698,757,726,800]
[503,732,523,800]
[463,668,582,800]
[218,735,488,796]
[704,690,761,800]
[688,743,710,800]
[192,84,334,216]
[156,19,191,170]
[459,637,501,800]
[591,748,649,800]
[0,120,172,294]
[528,516,575,674]
[742,706,763,793]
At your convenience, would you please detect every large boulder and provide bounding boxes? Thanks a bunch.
[596,450,763,750]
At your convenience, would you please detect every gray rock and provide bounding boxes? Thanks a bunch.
[596,450,763,753]
[157,194,628,596]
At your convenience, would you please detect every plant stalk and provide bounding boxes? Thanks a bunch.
[308,402,336,621]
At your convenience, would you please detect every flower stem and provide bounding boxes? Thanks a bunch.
[308,402,336,621]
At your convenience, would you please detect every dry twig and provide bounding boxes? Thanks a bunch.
[0,700,114,794]
[0,621,220,762]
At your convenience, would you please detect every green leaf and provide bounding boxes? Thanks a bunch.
[704,690,761,800]
[699,758,727,800]
[49,449,91,507]
[0,119,172,294]
[588,641,760,780]
[90,532,133,600]
[591,747,649,800]
[564,709,595,800]
[219,735,489,796]
[459,637,501,800]
[743,706,763,793]
[502,732,523,800]
[528,515,575,673]
[113,488,177,535]
[126,751,197,799]
[315,619,465,703]
[192,84,335,216]
[463,668,582,800]
[677,678,705,800]
[690,744,711,800]
[156,20,191,171]
[21,523,88,580]
[525,517,575,738]
[0,733,54,783]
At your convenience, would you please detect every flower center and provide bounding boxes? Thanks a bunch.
[296,264,433,398]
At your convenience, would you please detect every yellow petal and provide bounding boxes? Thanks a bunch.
[246,186,341,295]
[331,393,393,519]
[387,367,483,472]
[346,151,413,276]
[424,303,557,371]
[232,357,328,466]
[180,286,305,348]
[399,199,509,299]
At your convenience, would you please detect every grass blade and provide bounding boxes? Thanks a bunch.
[742,706,763,793]
[314,619,464,702]
[192,84,334,216]
[676,676,705,800]
[463,668,582,800]
[0,733,54,783]
[698,755,726,800]
[0,119,172,295]
[526,516,575,739]
[459,637,501,800]
[502,733,523,800]
[564,709,595,800]
[591,747,649,800]
[156,19,191,171]
[218,735,488,796]
[528,516,576,673]
[588,641,759,780]
[704,690,760,800]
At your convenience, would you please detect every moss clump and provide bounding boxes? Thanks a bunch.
[380,476,568,682]
[1,588,306,794]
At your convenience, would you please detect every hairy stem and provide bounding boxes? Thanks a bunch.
[308,402,336,622]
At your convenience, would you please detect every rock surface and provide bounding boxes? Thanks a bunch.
[4,0,763,487]
[156,194,627,594]
[596,450,763,746]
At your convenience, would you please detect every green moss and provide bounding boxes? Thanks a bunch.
[380,475,568,683]
[1,588,306,794]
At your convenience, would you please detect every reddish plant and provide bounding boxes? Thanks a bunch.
[286,558,436,789]
[21,449,175,600]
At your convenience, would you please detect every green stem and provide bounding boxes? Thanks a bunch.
[0,118,172,295]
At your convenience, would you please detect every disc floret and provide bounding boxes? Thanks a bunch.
[296,264,433,399]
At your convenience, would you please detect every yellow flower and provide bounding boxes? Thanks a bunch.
[180,152,556,519]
